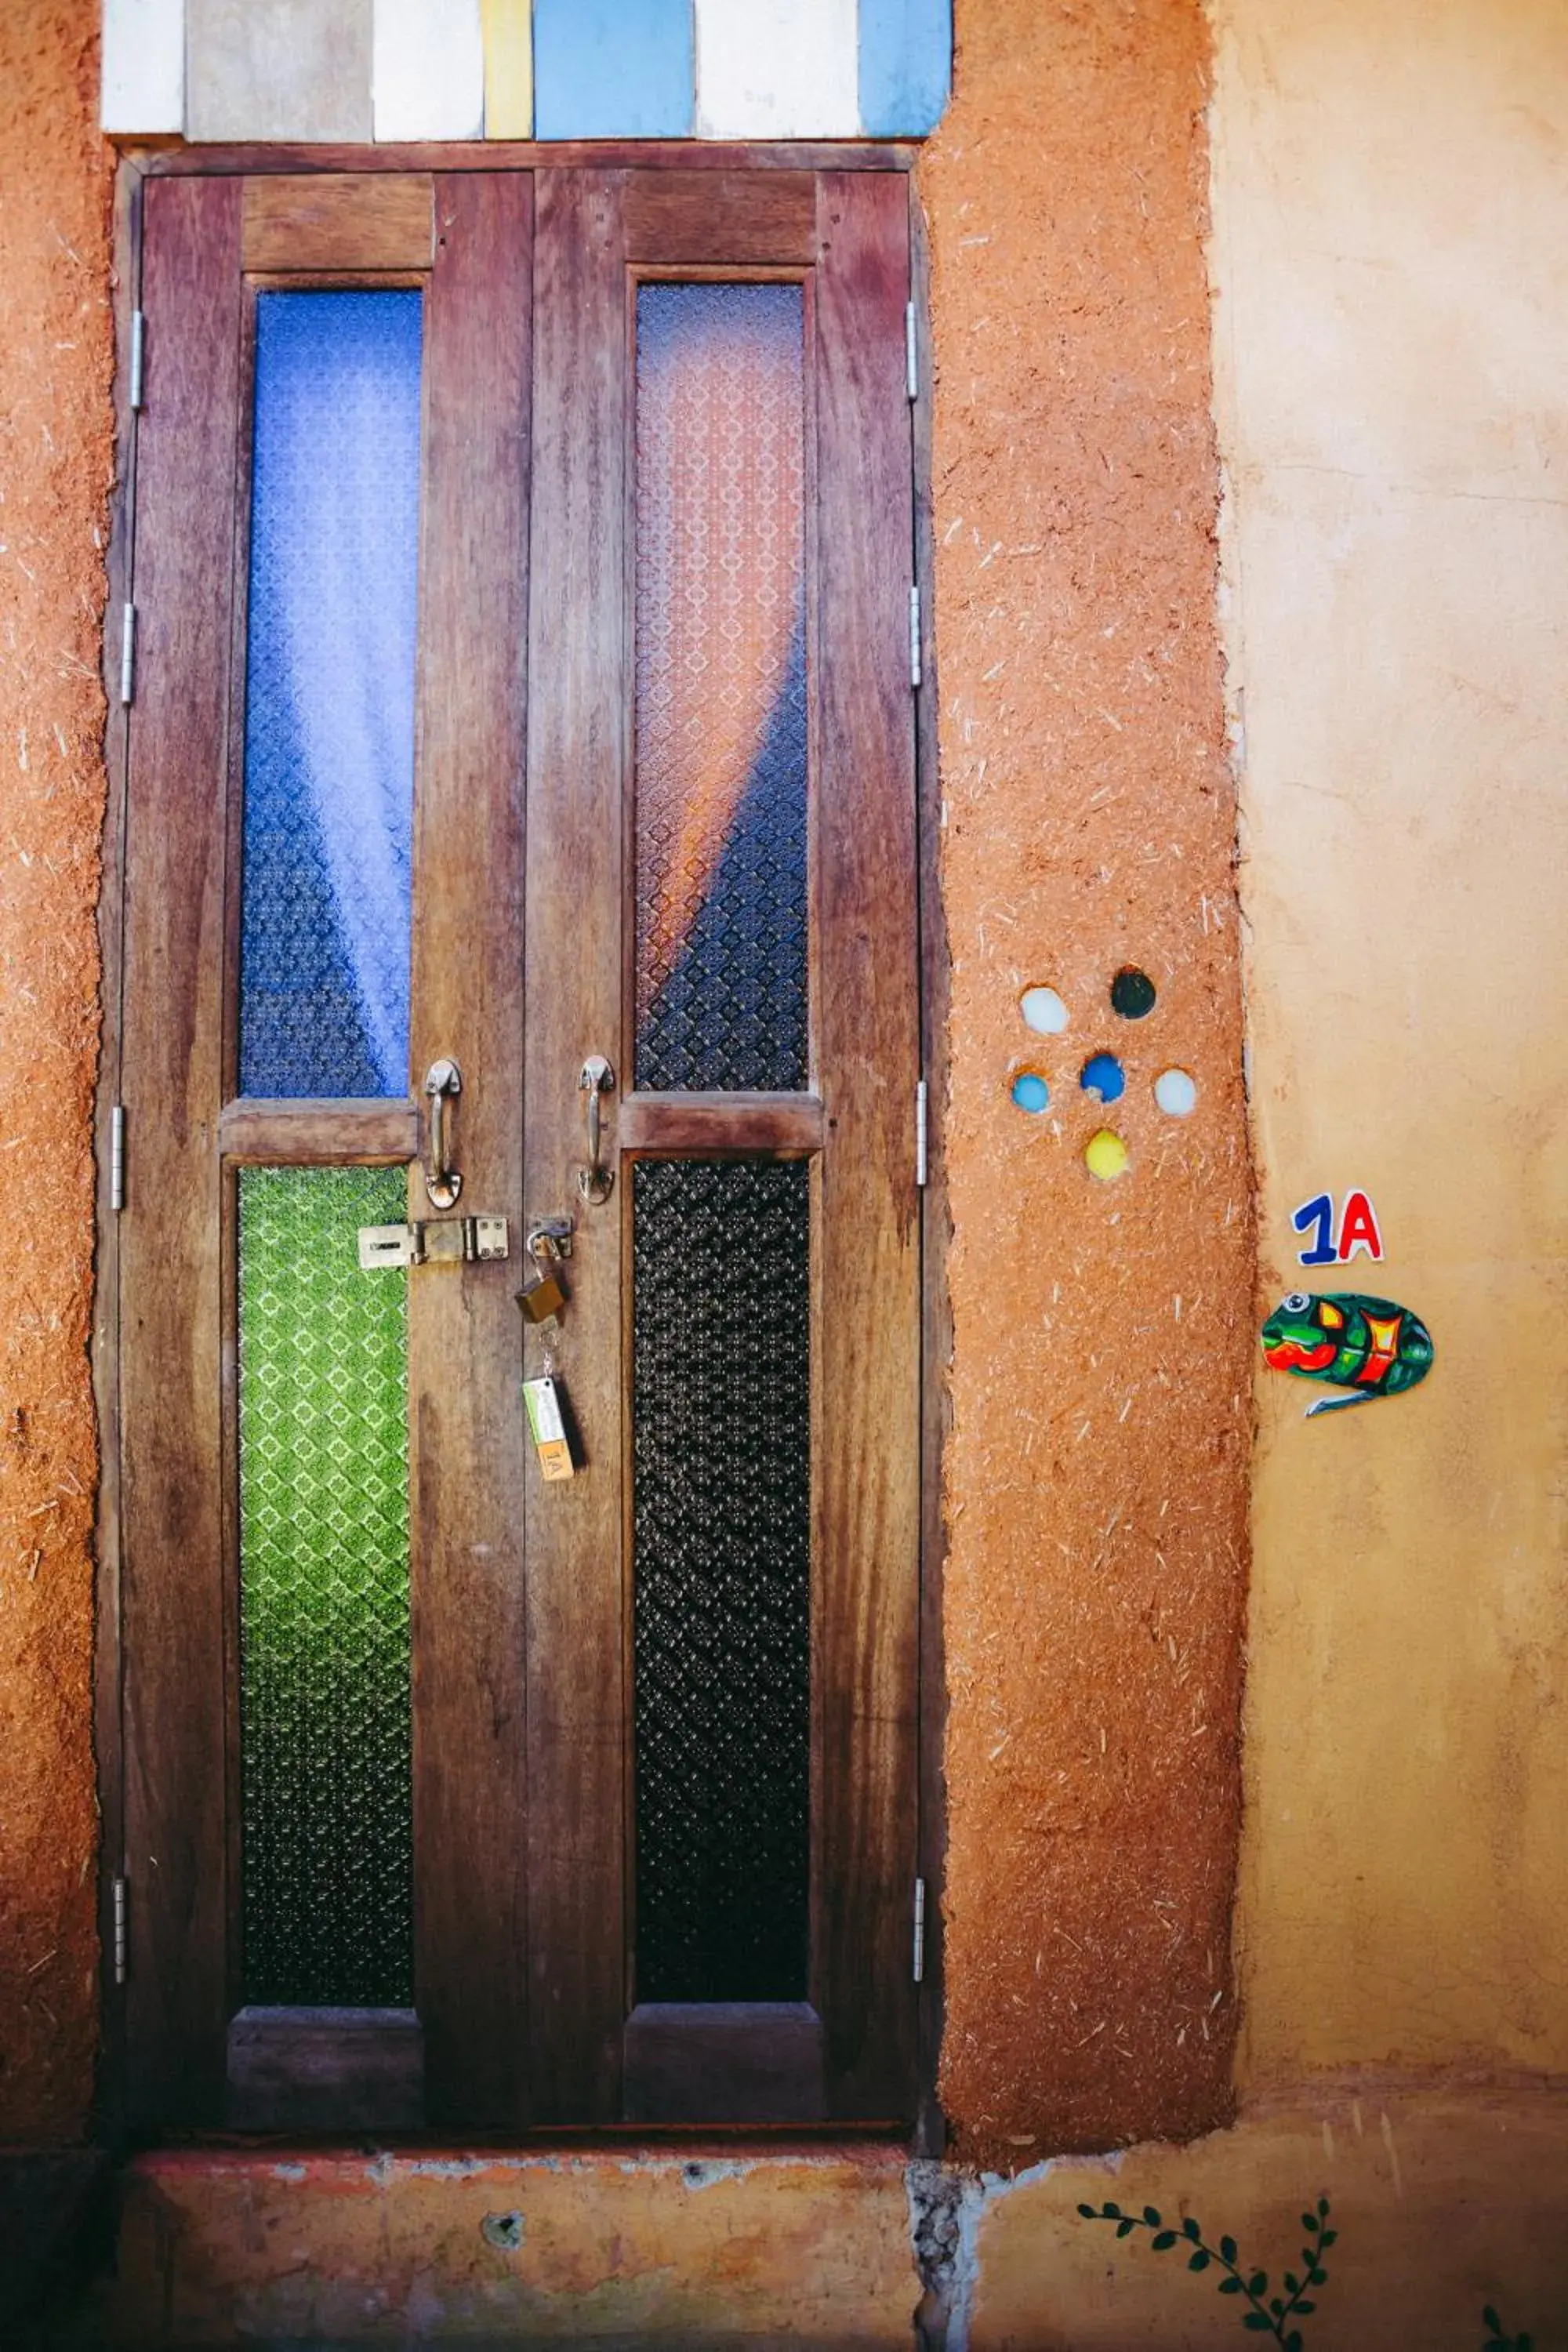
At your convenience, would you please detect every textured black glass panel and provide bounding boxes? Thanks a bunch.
[239,291,421,1099]
[634,284,808,1092]
[633,1160,811,2001]
[238,1165,412,2006]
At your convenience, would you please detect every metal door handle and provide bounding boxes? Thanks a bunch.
[578,1055,615,1205]
[423,1058,463,1209]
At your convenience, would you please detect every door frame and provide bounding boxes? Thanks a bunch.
[93,138,949,2154]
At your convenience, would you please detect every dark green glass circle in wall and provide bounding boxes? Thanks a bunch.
[1110,966,1157,1019]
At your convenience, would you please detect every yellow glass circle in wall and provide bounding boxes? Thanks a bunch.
[1084,1127,1129,1181]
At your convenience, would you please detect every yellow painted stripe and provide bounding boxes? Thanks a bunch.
[481,0,534,137]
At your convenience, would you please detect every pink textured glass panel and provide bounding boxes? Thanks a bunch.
[633,283,808,1091]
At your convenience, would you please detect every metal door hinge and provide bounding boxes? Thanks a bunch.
[119,604,136,706]
[112,1875,127,1985]
[129,309,146,412]
[913,1877,927,1984]
[905,299,918,401]
[109,1104,125,1212]
[358,1214,509,1271]
[909,585,922,690]
[915,1080,928,1189]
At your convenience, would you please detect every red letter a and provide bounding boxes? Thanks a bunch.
[1338,1190,1383,1263]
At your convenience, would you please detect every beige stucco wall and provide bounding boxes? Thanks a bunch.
[1212,0,1568,2082]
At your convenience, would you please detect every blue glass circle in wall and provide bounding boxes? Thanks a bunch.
[1080,1052,1125,1105]
[1011,1072,1050,1114]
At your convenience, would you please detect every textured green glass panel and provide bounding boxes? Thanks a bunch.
[238,1165,412,2005]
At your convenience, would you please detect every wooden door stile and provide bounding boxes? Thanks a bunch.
[811,169,921,2119]
[92,153,145,2143]
[522,167,631,2125]
[120,173,245,2129]
[407,172,534,2128]
[908,182,951,2158]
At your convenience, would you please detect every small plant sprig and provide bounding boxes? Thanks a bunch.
[1076,2192,1335,2348]
[1482,2310,1532,2352]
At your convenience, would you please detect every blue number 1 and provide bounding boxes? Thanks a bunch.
[1292,1192,1338,1266]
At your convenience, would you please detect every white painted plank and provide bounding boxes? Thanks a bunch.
[101,0,186,134]
[694,0,858,140]
[187,0,372,143]
[373,0,484,140]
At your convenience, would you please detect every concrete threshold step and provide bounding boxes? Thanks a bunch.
[44,2141,920,2350]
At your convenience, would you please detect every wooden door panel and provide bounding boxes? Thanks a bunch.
[623,169,817,265]
[241,173,434,273]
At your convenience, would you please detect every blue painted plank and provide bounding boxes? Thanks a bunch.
[858,0,951,136]
[534,0,693,139]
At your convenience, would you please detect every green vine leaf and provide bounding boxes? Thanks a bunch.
[1074,2185,1338,2347]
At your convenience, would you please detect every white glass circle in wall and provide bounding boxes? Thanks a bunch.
[1153,1067,1197,1116]
[1019,985,1069,1036]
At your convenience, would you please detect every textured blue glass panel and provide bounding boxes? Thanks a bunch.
[239,291,422,1099]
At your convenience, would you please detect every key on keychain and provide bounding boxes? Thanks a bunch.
[523,1370,575,1481]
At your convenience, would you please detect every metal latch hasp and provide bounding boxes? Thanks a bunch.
[358,1215,510,1271]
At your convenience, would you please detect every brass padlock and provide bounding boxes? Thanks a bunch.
[517,1258,567,1324]
[517,1224,570,1325]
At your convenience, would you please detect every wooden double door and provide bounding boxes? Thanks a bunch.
[115,160,923,2132]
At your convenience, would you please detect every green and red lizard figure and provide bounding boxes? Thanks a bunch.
[1261,1290,1435,1417]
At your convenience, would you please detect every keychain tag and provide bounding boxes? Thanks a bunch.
[524,1374,575,1481]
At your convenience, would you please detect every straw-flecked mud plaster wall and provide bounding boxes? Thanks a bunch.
[923,0,1251,2164]
[1213,0,1568,2085]
[0,0,113,2141]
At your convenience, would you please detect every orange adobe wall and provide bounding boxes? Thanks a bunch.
[0,0,114,2140]
[921,0,1253,2165]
